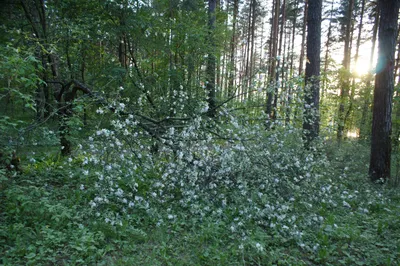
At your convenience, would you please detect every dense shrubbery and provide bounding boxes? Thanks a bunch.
[1,95,400,265]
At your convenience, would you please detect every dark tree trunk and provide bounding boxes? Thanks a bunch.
[369,0,399,181]
[206,0,217,117]
[54,80,93,156]
[302,0,322,145]
[21,0,56,120]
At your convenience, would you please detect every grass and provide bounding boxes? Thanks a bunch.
[1,140,400,265]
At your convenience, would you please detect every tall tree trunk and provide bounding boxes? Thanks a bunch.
[266,0,280,119]
[345,0,366,134]
[272,0,286,119]
[303,0,322,145]
[220,0,229,97]
[228,0,238,95]
[119,36,128,69]
[337,0,354,142]
[298,0,308,76]
[394,29,400,84]
[248,0,257,100]
[289,0,298,78]
[281,25,289,121]
[286,0,299,124]
[244,0,252,97]
[392,29,400,149]
[216,0,221,99]
[369,0,399,181]
[206,0,217,117]
[259,19,264,71]
[360,3,380,138]
[321,1,334,105]
[21,0,56,120]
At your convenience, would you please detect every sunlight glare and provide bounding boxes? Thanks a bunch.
[354,58,371,76]
[346,130,359,138]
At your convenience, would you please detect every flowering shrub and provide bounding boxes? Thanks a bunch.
[4,91,400,265]
[70,95,343,250]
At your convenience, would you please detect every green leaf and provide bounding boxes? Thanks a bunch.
[25,252,36,259]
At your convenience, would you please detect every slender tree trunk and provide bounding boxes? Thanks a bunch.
[298,0,308,76]
[286,0,299,124]
[267,0,275,78]
[21,0,56,120]
[360,3,380,138]
[337,0,354,142]
[266,0,280,119]
[244,0,252,97]
[303,0,322,145]
[216,0,221,98]
[282,26,289,120]
[168,1,177,117]
[289,0,297,77]
[394,29,400,84]
[259,19,264,71]
[282,23,288,87]
[272,0,286,119]
[207,0,217,116]
[248,0,257,100]
[345,0,366,134]
[119,36,128,69]
[321,1,334,106]
[392,29,400,149]
[228,0,238,95]
[220,0,229,97]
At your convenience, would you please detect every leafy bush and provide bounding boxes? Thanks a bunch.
[2,96,400,265]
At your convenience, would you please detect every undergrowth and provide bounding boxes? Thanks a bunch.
[1,114,400,265]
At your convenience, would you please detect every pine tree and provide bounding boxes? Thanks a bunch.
[369,0,400,181]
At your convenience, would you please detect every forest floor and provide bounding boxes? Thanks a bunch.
[1,140,400,265]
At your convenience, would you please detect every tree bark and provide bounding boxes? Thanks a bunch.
[359,2,380,138]
[206,0,217,117]
[321,1,334,105]
[345,0,366,134]
[298,0,308,76]
[228,0,238,96]
[286,0,299,124]
[369,0,399,181]
[248,0,257,99]
[266,0,280,119]
[337,0,354,142]
[21,0,57,120]
[302,0,322,145]
[272,0,286,119]
[244,0,253,97]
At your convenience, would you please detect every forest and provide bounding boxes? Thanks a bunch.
[1,0,400,264]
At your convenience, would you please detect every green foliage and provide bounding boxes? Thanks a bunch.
[1,0,399,264]
[2,110,400,264]
[0,45,42,114]
[0,160,147,265]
